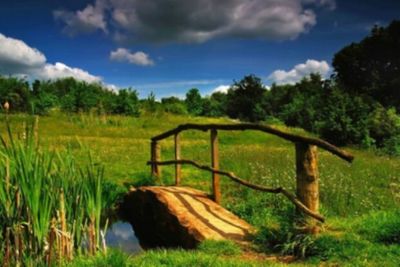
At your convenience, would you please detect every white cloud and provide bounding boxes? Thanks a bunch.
[0,33,46,74]
[0,32,103,84]
[110,48,154,66]
[268,59,330,85]
[54,0,108,36]
[212,85,230,94]
[37,62,101,83]
[54,0,337,43]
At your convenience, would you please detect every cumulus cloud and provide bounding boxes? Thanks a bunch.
[268,59,330,85]
[110,48,154,66]
[0,33,46,74]
[36,62,101,83]
[0,32,102,84]
[212,85,230,94]
[54,0,108,36]
[53,0,336,43]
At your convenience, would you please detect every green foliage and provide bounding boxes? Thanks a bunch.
[0,76,30,112]
[202,92,227,117]
[31,91,58,115]
[0,76,142,116]
[113,89,140,116]
[368,106,400,147]
[197,240,241,256]
[0,119,107,265]
[226,74,267,122]
[315,86,372,146]
[185,88,203,115]
[333,20,400,110]
[69,248,263,267]
[126,249,257,267]
[161,97,188,115]
[68,250,130,267]
[382,134,400,156]
[355,210,400,244]
[142,91,158,113]
[309,230,400,266]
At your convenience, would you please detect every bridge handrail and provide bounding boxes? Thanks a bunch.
[147,159,325,222]
[151,123,353,162]
[148,122,354,226]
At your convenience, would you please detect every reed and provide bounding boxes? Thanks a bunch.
[0,117,107,266]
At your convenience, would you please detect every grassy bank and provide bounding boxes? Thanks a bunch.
[0,112,399,266]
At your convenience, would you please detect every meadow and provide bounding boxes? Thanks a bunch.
[0,111,399,266]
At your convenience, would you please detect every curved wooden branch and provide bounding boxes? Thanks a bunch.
[147,159,325,222]
[151,123,354,163]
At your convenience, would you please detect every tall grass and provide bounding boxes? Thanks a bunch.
[0,117,107,266]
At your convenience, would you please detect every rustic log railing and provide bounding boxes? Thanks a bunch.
[147,123,354,225]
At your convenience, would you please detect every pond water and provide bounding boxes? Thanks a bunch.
[105,221,142,254]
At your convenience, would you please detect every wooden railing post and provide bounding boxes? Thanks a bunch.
[174,133,181,185]
[151,141,161,178]
[210,129,221,204]
[295,142,319,233]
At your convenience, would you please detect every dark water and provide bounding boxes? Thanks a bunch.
[105,221,142,254]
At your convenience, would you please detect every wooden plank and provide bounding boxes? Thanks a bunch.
[210,129,221,204]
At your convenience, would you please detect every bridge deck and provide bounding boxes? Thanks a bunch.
[123,186,254,248]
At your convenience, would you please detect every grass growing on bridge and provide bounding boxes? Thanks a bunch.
[1,112,399,266]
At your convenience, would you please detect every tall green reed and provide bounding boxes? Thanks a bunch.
[0,117,107,266]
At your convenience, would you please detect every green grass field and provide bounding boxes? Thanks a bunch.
[1,112,399,266]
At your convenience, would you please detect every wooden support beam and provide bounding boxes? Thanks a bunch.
[295,142,320,233]
[174,133,181,185]
[151,141,161,178]
[210,129,221,204]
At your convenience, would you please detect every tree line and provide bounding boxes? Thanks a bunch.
[1,21,399,154]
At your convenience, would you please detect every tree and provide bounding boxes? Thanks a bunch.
[314,86,372,146]
[114,89,140,116]
[0,76,30,112]
[161,96,187,115]
[226,75,267,122]
[185,88,203,116]
[333,20,400,110]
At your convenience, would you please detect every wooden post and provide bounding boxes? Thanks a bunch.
[295,142,319,233]
[174,133,181,185]
[210,129,221,204]
[151,141,161,177]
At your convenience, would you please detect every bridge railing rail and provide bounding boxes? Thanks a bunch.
[147,123,354,224]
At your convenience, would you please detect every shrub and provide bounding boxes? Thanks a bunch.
[382,134,400,156]
[368,106,400,147]
[355,210,400,244]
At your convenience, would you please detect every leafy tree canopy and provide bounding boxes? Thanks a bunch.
[333,20,400,110]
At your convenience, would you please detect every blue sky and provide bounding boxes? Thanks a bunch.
[0,0,399,98]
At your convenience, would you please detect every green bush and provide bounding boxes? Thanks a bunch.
[164,102,188,115]
[368,106,400,147]
[383,134,400,156]
[355,210,400,244]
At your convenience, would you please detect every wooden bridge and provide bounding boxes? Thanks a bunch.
[123,123,354,247]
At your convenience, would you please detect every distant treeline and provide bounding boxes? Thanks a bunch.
[1,21,400,154]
